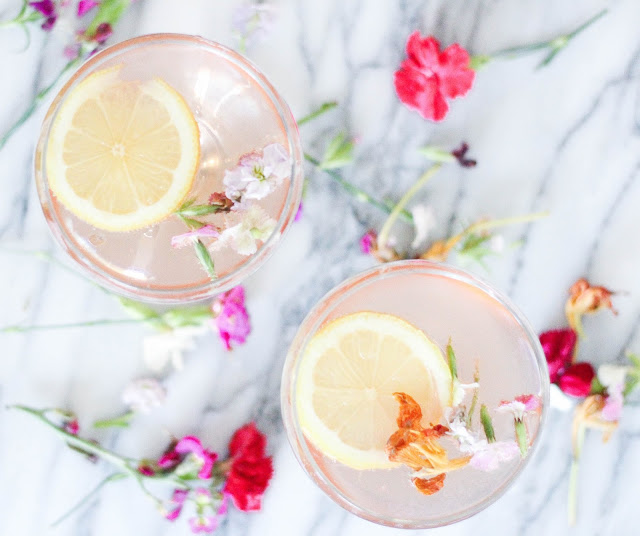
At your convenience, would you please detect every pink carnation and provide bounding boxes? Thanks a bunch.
[212,286,251,351]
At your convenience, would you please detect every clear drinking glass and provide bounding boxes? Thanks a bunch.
[35,34,303,303]
[281,260,549,528]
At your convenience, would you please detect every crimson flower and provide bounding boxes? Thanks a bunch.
[539,328,577,383]
[394,32,475,121]
[223,423,273,512]
[558,363,596,397]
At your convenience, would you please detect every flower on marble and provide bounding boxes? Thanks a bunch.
[212,286,251,351]
[137,464,155,476]
[359,229,401,263]
[223,143,290,204]
[394,32,475,121]
[558,362,596,398]
[29,0,57,30]
[540,328,577,383]
[122,378,166,414]
[232,2,277,51]
[171,225,219,249]
[77,0,98,17]
[170,436,219,480]
[212,205,277,256]
[143,326,208,372]
[565,278,617,338]
[223,423,273,511]
[64,418,79,435]
[360,229,377,254]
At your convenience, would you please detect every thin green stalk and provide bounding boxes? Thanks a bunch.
[378,164,442,247]
[297,101,338,126]
[1,318,143,333]
[50,473,127,528]
[194,239,216,279]
[515,419,528,457]
[0,56,84,150]
[465,365,480,428]
[467,211,549,234]
[568,424,586,526]
[305,153,413,223]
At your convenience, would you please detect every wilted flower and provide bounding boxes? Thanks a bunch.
[565,278,616,337]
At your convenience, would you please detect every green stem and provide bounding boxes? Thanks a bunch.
[93,411,135,429]
[0,56,84,151]
[296,101,338,126]
[473,9,607,70]
[378,164,442,247]
[467,211,549,234]
[305,153,413,223]
[568,458,579,526]
[194,239,216,279]
[466,366,480,428]
[50,473,127,528]
[515,419,528,457]
[1,318,143,333]
[480,404,496,443]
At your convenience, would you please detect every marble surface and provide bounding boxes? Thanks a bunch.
[1,0,640,534]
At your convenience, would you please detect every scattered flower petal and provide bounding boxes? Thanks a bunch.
[122,378,166,413]
[394,32,475,121]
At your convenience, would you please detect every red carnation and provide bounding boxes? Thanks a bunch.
[539,328,577,383]
[223,423,273,512]
[558,362,596,397]
[394,32,475,121]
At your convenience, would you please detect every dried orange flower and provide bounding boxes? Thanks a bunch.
[386,392,470,495]
[419,236,462,262]
[565,278,617,338]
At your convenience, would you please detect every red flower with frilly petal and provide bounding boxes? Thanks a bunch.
[558,362,596,397]
[540,328,577,383]
[223,423,273,512]
[394,32,475,121]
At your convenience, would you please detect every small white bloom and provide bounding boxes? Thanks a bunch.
[451,379,479,407]
[447,411,478,453]
[597,364,630,389]
[410,204,436,250]
[223,143,290,202]
[214,205,277,256]
[122,378,166,414]
[142,326,208,372]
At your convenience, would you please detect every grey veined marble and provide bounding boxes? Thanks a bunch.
[0,0,639,535]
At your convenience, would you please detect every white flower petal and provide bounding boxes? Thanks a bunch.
[410,204,436,250]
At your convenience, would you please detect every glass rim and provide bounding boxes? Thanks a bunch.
[35,33,303,303]
[281,259,550,528]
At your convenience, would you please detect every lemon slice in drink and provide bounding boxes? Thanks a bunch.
[46,66,200,232]
[296,312,452,470]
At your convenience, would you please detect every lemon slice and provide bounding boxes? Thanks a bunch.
[46,66,200,232]
[296,312,452,470]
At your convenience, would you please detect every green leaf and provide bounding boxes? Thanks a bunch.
[515,420,528,457]
[320,132,355,170]
[590,376,605,395]
[93,411,134,429]
[469,54,491,71]
[446,340,458,381]
[626,352,640,369]
[418,146,456,163]
[480,404,495,443]
[296,101,338,126]
[86,0,130,35]
[195,240,216,279]
[177,203,221,217]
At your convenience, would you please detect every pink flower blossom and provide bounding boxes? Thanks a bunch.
[171,225,219,249]
[212,286,251,351]
[165,489,188,521]
[29,0,56,30]
[64,419,79,435]
[137,464,155,476]
[601,383,624,422]
[157,449,180,470]
[497,394,541,421]
[92,22,112,44]
[360,229,377,254]
[469,441,520,471]
[77,0,99,17]
[189,515,218,533]
[174,436,218,479]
